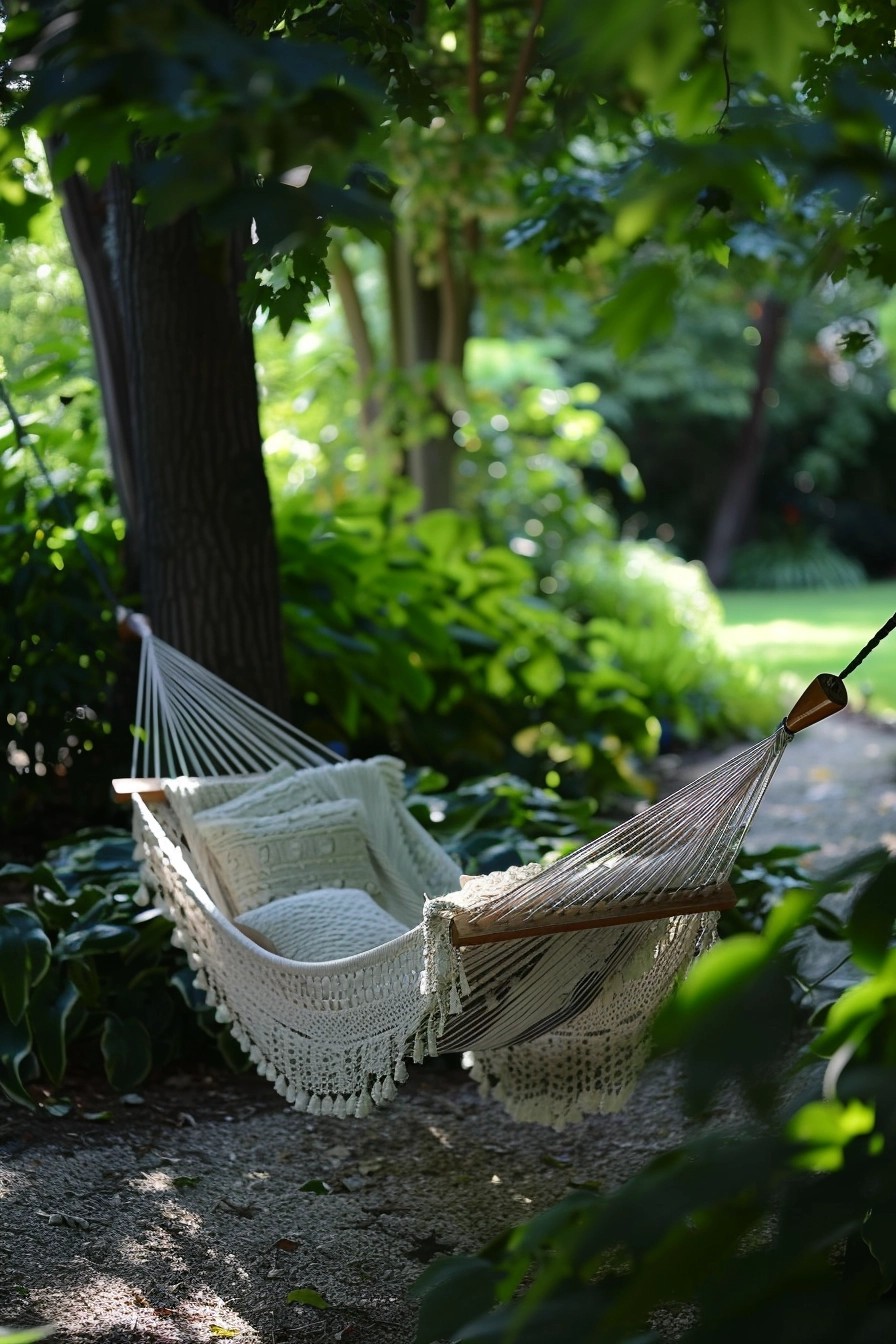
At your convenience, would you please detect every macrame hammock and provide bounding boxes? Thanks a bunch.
[117,609,891,1129]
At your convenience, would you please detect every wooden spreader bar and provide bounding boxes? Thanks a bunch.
[113,777,166,803]
[449,881,736,947]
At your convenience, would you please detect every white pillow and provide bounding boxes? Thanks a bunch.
[235,887,410,962]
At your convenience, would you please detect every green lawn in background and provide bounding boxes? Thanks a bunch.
[721,581,896,716]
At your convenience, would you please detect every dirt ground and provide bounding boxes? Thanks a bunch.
[2,711,895,1344]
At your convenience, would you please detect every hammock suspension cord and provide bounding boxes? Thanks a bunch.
[839,609,896,681]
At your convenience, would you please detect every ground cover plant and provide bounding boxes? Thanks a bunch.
[0,830,242,1110]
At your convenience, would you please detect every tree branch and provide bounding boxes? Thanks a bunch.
[468,0,483,129]
[504,0,545,136]
[328,239,381,433]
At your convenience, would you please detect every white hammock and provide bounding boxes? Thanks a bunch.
[122,612,847,1128]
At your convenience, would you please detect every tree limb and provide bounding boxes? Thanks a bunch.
[504,0,545,136]
[468,0,484,129]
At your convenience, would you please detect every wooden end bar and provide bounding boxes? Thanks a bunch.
[784,673,848,734]
[450,881,737,947]
[112,777,166,803]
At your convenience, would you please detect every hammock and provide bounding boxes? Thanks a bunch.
[120,609,858,1128]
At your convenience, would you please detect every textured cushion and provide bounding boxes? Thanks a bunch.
[235,887,410,962]
[194,797,381,914]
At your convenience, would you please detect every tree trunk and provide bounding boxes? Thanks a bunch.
[68,165,289,713]
[390,231,471,513]
[703,296,788,588]
[58,173,140,574]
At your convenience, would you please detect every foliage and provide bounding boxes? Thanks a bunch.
[564,272,896,570]
[0,0,424,327]
[276,491,658,796]
[729,534,867,591]
[412,847,896,1344]
[565,541,783,744]
[0,830,239,1109]
[406,767,608,877]
[456,372,637,559]
[259,296,784,757]
[0,226,132,850]
[532,3,896,338]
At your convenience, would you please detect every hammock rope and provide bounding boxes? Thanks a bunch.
[839,608,896,681]
[127,612,342,781]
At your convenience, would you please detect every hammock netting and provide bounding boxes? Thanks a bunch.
[127,620,807,1128]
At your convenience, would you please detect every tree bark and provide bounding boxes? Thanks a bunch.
[58,173,140,571]
[391,231,471,513]
[703,296,788,588]
[86,166,290,713]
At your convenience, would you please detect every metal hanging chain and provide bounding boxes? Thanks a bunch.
[0,376,121,611]
[839,609,896,681]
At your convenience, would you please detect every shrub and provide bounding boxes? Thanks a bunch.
[565,540,784,744]
[729,533,867,591]
[276,492,660,798]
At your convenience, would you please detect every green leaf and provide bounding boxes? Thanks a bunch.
[665,935,772,1019]
[0,907,52,1024]
[847,859,896,972]
[411,1256,501,1344]
[598,263,679,358]
[29,979,80,1087]
[520,651,566,698]
[0,1327,56,1344]
[811,953,896,1058]
[763,887,817,949]
[726,0,831,93]
[788,1098,876,1171]
[100,1014,153,1091]
[59,924,141,956]
[0,1013,35,1108]
[285,1287,329,1309]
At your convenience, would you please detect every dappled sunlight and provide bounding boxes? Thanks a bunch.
[18,1272,253,1342]
[722,584,896,714]
[725,618,871,653]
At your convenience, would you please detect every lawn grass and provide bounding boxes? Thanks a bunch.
[720,580,896,716]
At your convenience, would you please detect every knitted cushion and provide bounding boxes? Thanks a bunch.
[236,887,410,962]
[194,798,381,915]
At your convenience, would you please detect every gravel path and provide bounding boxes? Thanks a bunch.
[2,710,894,1344]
